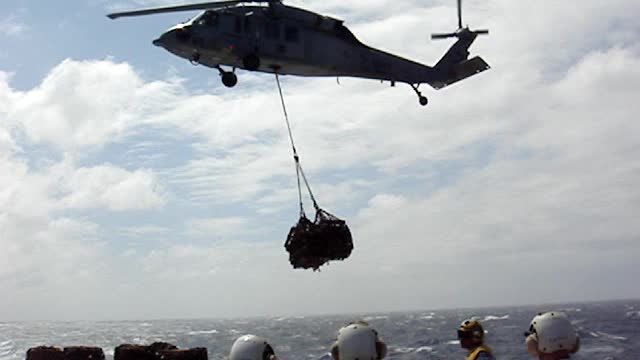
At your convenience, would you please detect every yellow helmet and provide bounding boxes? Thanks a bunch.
[457,319,485,342]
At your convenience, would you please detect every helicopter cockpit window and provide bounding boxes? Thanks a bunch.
[196,11,218,26]
[265,22,280,39]
[284,26,299,42]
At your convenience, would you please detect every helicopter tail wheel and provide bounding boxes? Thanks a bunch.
[243,54,261,71]
[410,84,428,107]
[221,72,238,88]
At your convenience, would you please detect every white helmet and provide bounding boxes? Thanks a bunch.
[229,335,276,360]
[333,322,383,360]
[527,312,579,355]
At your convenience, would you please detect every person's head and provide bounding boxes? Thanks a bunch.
[330,321,387,360]
[525,312,579,359]
[457,319,485,349]
[229,335,277,360]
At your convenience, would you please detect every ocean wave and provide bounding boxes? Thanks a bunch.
[482,315,509,321]
[0,301,634,360]
[0,340,13,351]
[562,308,582,313]
[590,331,627,341]
[187,330,218,335]
[392,347,414,354]
[419,312,436,320]
[415,346,433,353]
[0,340,15,359]
[363,315,388,321]
[390,346,434,354]
[625,310,640,319]
[580,345,623,354]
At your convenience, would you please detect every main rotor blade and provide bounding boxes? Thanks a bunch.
[107,1,254,19]
[457,0,463,29]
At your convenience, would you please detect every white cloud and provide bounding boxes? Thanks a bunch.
[0,127,18,156]
[0,147,107,311]
[187,216,249,238]
[57,163,166,211]
[0,16,27,37]
[7,59,181,150]
[120,224,169,237]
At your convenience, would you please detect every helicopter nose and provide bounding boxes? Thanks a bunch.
[153,31,169,47]
[153,26,191,48]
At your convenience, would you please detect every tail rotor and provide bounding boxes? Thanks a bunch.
[431,0,489,40]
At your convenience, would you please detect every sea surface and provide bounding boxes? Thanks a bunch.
[1,300,638,360]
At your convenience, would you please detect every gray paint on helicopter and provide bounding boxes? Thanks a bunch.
[109,0,490,105]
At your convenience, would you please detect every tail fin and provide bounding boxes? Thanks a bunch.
[428,33,490,90]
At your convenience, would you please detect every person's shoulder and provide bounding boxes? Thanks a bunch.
[476,352,495,360]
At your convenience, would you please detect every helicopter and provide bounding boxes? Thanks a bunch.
[108,0,490,106]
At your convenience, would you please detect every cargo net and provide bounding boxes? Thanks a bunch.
[285,209,353,271]
[275,72,353,271]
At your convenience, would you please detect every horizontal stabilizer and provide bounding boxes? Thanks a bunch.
[429,56,490,90]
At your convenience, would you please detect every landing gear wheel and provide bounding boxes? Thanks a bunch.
[243,54,261,71]
[221,72,238,88]
[410,84,428,107]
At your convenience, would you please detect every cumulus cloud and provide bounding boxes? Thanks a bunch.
[7,59,180,150]
[0,63,169,319]
[57,164,166,211]
[0,146,107,315]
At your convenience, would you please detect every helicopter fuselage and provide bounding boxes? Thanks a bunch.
[154,5,436,84]
[108,0,491,106]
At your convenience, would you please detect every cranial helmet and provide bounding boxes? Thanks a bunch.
[458,319,485,342]
[332,322,386,360]
[230,335,276,360]
[525,312,579,357]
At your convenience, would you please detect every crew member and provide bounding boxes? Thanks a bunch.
[525,311,580,359]
[330,321,387,360]
[457,319,495,360]
[229,335,278,360]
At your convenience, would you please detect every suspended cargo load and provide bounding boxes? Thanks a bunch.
[285,209,353,271]
[274,72,355,270]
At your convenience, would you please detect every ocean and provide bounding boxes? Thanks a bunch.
[1,300,638,360]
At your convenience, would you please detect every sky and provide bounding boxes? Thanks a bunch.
[1,0,639,321]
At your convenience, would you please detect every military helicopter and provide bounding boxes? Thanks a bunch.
[108,0,490,106]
